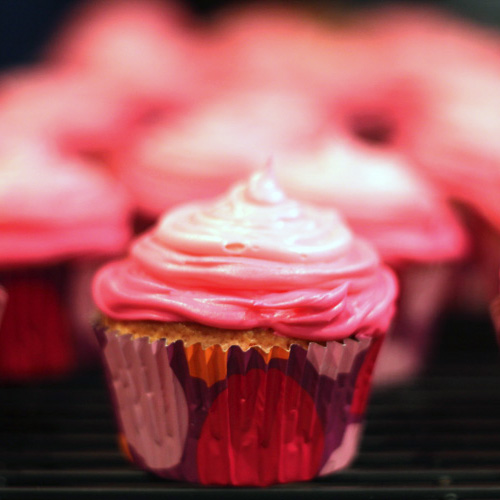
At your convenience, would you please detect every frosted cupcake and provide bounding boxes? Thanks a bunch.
[0,139,131,380]
[0,287,6,327]
[405,61,500,313]
[362,3,500,313]
[45,0,206,121]
[0,65,134,158]
[93,168,397,485]
[116,88,326,222]
[277,138,468,384]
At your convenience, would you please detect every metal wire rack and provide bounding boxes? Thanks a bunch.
[1,314,499,499]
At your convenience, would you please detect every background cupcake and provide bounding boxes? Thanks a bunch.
[115,86,328,228]
[92,168,398,485]
[277,136,468,384]
[0,138,132,380]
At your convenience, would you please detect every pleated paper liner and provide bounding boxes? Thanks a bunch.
[96,324,383,486]
[0,265,76,382]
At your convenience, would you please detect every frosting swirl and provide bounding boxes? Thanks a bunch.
[93,169,397,341]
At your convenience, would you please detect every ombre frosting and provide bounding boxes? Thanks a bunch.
[0,140,131,266]
[93,169,397,342]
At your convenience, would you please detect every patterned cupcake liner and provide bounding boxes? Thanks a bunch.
[0,265,76,381]
[373,263,453,386]
[96,325,383,486]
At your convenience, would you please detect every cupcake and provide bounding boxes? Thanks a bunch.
[405,61,500,313]
[363,3,500,314]
[0,139,131,380]
[277,137,468,385]
[116,87,326,226]
[45,0,207,121]
[0,65,134,158]
[92,168,397,485]
[210,3,386,97]
[0,287,6,326]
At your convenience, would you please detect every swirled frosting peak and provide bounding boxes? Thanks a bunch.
[94,169,397,341]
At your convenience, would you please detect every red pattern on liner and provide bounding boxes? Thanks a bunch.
[196,368,324,486]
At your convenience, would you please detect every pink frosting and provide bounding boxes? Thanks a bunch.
[0,65,135,155]
[0,140,132,266]
[93,169,397,341]
[405,62,500,231]
[276,138,468,266]
[118,88,328,216]
[359,4,500,231]
[211,4,386,96]
[45,0,205,113]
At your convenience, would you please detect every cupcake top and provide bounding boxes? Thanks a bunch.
[0,140,132,266]
[276,138,468,266]
[119,88,326,216]
[358,4,500,231]
[406,63,500,232]
[46,0,204,114]
[93,168,397,342]
[0,65,134,155]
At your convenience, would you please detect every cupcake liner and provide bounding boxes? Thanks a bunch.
[449,209,500,315]
[96,325,382,486]
[67,258,110,365]
[0,265,76,381]
[373,263,453,386]
[0,287,6,326]
[490,294,500,342]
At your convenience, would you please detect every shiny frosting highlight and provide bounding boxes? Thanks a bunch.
[94,169,397,341]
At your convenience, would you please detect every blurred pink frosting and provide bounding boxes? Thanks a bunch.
[0,140,132,266]
[0,66,134,155]
[93,169,397,342]
[45,0,208,115]
[360,4,500,231]
[118,88,329,216]
[276,138,468,266]
[208,4,385,94]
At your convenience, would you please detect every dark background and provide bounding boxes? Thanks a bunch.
[2,0,500,70]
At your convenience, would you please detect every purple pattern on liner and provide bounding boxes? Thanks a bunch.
[95,325,373,484]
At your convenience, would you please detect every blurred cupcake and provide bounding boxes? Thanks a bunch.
[92,168,398,485]
[45,0,208,121]
[0,287,6,327]
[406,63,500,313]
[209,3,386,96]
[363,3,500,314]
[0,65,135,158]
[116,88,327,227]
[277,137,468,385]
[0,139,131,380]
